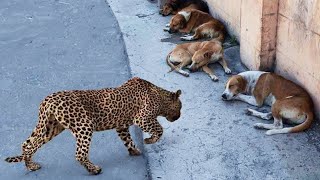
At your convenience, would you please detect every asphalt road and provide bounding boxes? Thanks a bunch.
[0,0,148,179]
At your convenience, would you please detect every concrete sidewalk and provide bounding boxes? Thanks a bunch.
[108,0,320,179]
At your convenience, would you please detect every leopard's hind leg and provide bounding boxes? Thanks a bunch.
[5,106,64,172]
[24,115,64,171]
[70,117,101,175]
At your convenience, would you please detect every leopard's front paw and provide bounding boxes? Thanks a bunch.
[88,165,102,175]
[144,137,157,144]
[26,162,41,171]
[129,148,141,156]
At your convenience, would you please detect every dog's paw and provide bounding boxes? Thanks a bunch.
[177,69,190,77]
[246,108,254,116]
[265,113,273,120]
[265,129,277,135]
[182,72,190,77]
[225,68,232,74]
[253,123,264,129]
[181,36,194,41]
[163,27,170,32]
[211,75,219,82]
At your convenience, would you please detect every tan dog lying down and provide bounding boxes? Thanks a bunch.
[164,9,226,42]
[222,71,314,135]
[159,0,209,16]
[166,39,231,81]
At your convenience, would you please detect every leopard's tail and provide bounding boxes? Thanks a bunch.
[5,155,23,163]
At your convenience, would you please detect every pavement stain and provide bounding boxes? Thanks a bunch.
[136,13,156,18]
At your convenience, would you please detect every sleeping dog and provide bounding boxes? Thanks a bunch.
[164,10,226,42]
[159,0,209,16]
[222,71,314,135]
[166,39,231,81]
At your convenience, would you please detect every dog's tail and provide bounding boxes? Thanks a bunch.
[166,51,177,73]
[212,32,225,43]
[5,155,23,163]
[270,111,314,135]
[289,111,314,133]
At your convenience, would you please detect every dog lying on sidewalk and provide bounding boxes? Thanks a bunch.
[222,71,314,135]
[166,39,231,81]
[159,0,209,16]
[164,9,226,42]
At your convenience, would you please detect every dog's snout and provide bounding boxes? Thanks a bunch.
[222,93,227,100]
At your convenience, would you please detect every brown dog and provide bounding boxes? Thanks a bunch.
[159,0,209,16]
[166,39,231,81]
[164,9,226,42]
[222,71,314,135]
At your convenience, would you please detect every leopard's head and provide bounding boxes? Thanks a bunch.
[163,90,182,122]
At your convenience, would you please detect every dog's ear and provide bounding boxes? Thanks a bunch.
[235,75,247,92]
[204,51,214,58]
[178,11,191,22]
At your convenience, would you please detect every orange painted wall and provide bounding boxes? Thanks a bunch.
[205,0,320,116]
[275,0,320,116]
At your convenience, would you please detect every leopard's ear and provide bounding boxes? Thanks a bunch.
[176,90,181,97]
[172,90,181,100]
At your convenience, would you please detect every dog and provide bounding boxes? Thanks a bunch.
[222,71,314,135]
[159,0,209,16]
[166,39,231,81]
[163,9,226,42]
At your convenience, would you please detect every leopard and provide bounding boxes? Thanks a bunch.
[5,77,182,175]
